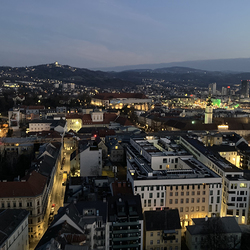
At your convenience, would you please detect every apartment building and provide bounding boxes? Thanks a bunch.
[106,195,143,250]
[0,209,29,250]
[0,171,48,241]
[144,209,181,250]
[126,137,222,228]
[180,135,250,224]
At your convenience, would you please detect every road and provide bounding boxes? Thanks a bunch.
[29,148,72,250]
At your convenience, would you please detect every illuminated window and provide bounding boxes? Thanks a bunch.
[115,146,118,149]
[240,183,247,188]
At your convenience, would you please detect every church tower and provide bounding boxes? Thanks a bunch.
[205,94,213,124]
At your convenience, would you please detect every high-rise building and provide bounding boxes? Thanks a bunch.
[208,82,216,95]
[241,80,249,98]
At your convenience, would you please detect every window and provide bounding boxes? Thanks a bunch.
[202,198,205,203]
[181,199,183,204]
[175,192,178,196]
[157,240,160,244]
[185,207,189,212]
[142,187,144,191]
[156,186,160,191]
[157,232,160,236]
[162,193,164,198]
[210,190,213,195]
[192,191,195,195]
[141,193,144,199]
[150,232,153,237]
[19,202,22,208]
[151,186,154,191]
[197,191,200,195]
[217,190,220,195]
[217,197,220,203]
[209,205,212,212]
[203,191,206,195]
[150,240,153,245]
[148,200,151,207]
[157,193,160,198]
[211,197,214,204]
[191,206,194,212]
[202,206,205,211]
[7,202,10,208]
[175,199,178,204]
[160,165,162,169]
[186,198,189,203]
[181,192,184,196]
[186,192,189,196]
[149,193,153,198]
[144,200,147,207]
[154,199,156,206]
[191,198,194,203]
[180,207,183,212]
[161,199,164,206]
[13,202,16,208]
[169,199,173,204]
[170,192,173,196]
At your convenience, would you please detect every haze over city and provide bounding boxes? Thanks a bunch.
[1,0,250,70]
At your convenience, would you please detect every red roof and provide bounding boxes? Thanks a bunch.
[66,114,83,119]
[27,130,62,138]
[0,171,47,197]
[93,93,148,100]
[27,106,45,110]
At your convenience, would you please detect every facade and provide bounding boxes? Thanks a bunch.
[0,137,36,156]
[29,120,51,132]
[144,209,181,250]
[79,143,102,176]
[66,114,83,132]
[106,195,143,250]
[0,171,48,241]
[0,209,29,250]
[180,135,250,224]
[186,216,242,250]
[126,137,222,228]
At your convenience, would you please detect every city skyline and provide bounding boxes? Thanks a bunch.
[1,1,250,69]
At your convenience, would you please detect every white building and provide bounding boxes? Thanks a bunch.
[180,135,250,224]
[79,143,102,176]
[126,137,222,228]
[0,209,29,250]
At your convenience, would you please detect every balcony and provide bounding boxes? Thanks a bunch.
[112,229,140,234]
[113,236,139,242]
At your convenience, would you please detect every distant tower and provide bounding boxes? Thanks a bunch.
[241,80,249,98]
[208,82,216,95]
[205,94,213,124]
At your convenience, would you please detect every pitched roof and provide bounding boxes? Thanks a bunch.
[186,217,242,235]
[0,209,29,246]
[0,171,47,197]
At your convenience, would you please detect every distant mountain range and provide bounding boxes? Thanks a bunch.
[1,62,250,89]
[93,58,250,72]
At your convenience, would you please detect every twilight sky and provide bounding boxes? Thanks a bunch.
[0,0,250,69]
